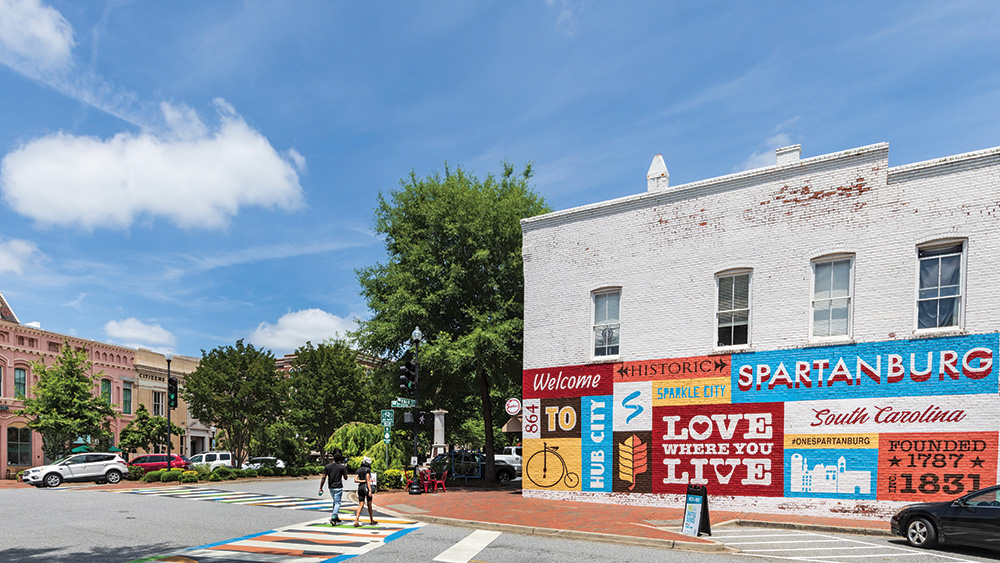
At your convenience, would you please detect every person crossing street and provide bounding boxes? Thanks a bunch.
[318,451,349,525]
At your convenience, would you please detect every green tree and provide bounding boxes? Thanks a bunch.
[354,162,550,480]
[181,339,286,468]
[326,422,382,458]
[118,404,185,455]
[287,340,375,460]
[251,419,309,466]
[16,342,118,461]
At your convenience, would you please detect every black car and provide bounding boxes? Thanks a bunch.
[430,450,517,483]
[890,484,1000,550]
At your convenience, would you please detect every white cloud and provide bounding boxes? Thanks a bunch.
[0,99,305,230]
[0,237,44,274]
[0,0,75,76]
[105,317,176,347]
[249,309,359,353]
[734,132,793,172]
[546,0,580,37]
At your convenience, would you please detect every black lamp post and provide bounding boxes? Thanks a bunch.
[408,326,423,495]
[165,351,173,470]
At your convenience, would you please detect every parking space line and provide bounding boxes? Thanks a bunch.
[727,539,847,545]
[726,528,981,563]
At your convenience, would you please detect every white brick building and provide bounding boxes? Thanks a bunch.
[519,143,1000,519]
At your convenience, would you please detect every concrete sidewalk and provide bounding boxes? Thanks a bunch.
[375,487,892,552]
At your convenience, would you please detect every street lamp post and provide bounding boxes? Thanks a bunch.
[165,352,173,471]
[409,326,422,495]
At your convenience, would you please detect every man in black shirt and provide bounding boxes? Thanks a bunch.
[319,452,349,525]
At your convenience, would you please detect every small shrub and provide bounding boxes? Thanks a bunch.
[214,466,233,479]
[257,467,273,477]
[226,471,237,480]
[272,467,285,477]
[208,473,222,482]
[126,466,145,481]
[179,473,198,483]
[182,470,198,477]
[160,471,180,482]
[243,469,258,478]
[142,470,164,483]
[192,463,211,477]
[169,467,184,472]
[381,469,404,490]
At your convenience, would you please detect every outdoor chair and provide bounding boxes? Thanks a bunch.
[431,470,448,492]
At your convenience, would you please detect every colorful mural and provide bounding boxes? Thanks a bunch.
[522,333,1000,507]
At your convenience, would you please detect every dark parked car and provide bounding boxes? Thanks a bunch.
[891,484,1000,550]
[128,454,190,472]
[430,450,517,483]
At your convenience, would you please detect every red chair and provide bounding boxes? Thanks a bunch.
[431,470,448,492]
[405,470,433,493]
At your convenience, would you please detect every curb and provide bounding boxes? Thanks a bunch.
[377,505,732,553]
[731,519,893,537]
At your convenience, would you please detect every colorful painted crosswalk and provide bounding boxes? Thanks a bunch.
[112,486,337,511]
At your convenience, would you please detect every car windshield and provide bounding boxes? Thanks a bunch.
[50,457,71,465]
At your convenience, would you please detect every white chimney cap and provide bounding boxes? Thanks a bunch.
[647,154,669,192]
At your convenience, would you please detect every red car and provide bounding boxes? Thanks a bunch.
[128,454,190,472]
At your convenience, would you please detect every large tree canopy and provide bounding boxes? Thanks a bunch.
[17,342,118,461]
[181,339,286,468]
[354,162,550,478]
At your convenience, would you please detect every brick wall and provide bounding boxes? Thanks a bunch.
[520,143,1000,518]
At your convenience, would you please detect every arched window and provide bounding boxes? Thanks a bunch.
[101,379,112,404]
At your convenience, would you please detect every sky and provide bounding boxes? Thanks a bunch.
[1,1,999,359]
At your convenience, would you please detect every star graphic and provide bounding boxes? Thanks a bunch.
[888,456,902,467]
[971,456,985,468]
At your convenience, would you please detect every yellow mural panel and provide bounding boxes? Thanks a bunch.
[523,437,582,492]
[784,434,880,449]
[652,376,731,406]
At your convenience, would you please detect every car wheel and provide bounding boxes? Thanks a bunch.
[905,517,938,548]
[105,470,122,484]
[497,469,514,483]
[43,473,63,488]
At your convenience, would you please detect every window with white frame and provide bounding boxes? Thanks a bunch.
[917,240,964,329]
[716,271,750,347]
[592,289,620,357]
[153,391,165,417]
[812,257,853,338]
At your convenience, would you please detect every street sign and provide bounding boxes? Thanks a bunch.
[505,397,522,416]
[381,409,394,426]
[391,397,416,408]
[383,427,391,444]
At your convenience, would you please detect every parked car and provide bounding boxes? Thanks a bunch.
[891,483,1000,551]
[21,453,127,487]
[496,446,522,476]
[243,457,285,470]
[430,450,517,482]
[187,451,234,470]
[128,454,190,472]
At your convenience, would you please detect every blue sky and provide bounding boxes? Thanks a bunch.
[1,1,998,358]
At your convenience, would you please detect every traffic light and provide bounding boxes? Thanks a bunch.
[167,377,178,409]
[399,360,417,394]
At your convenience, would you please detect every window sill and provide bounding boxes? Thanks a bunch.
[912,327,965,338]
[807,336,855,346]
[588,355,620,364]
[713,345,751,354]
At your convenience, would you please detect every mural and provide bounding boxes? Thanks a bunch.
[522,333,1000,507]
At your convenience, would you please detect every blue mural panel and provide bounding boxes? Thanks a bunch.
[732,333,998,403]
[785,448,878,499]
[581,394,612,492]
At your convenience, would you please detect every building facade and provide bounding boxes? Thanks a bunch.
[133,349,209,458]
[0,292,137,478]
[520,143,1000,519]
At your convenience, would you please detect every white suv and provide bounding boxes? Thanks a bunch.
[188,451,234,470]
[22,453,127,487]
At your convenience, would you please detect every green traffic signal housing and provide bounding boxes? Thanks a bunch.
[398,360,417,394]
[167,377,178,408]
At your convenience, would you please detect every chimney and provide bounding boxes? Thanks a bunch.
[646,154,669,192]
[776,144,801,167]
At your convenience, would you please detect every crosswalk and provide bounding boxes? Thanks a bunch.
[112,485,339,511]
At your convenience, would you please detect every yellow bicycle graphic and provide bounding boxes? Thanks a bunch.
[526,442,580,488]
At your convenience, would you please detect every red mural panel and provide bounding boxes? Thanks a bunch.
[523,363,614,400]
[878,432,998,501]
[652,403,784,496]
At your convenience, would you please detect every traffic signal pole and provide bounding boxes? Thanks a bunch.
[165,354,172,470]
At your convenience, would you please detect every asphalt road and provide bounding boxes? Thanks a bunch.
[2,480,998,563]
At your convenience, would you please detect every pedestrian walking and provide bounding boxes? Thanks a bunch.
[318,451,349,525]
[353,456,377,527]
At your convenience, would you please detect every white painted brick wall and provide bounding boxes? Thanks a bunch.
[522,143,1000,370]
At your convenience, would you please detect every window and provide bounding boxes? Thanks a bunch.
[7,426,31,466]
[812,257,853,338]
[153,391,165,417]
[123,382,132,414]
[14,368,26,398]
[592,289,620,357]
[716,272,750,347]
[101,379,112,404]
[918,241,964,329]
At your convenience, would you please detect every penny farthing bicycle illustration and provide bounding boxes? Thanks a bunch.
[526,442,579,488]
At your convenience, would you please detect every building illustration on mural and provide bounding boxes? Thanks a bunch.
[519,142,1000,519]
[789,453,871,495]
